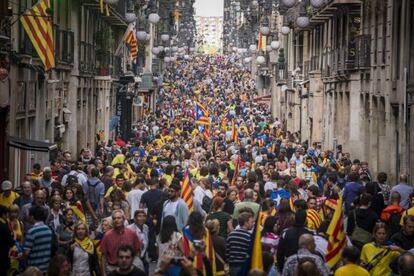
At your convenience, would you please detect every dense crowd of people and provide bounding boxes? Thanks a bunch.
[1,55,414,276]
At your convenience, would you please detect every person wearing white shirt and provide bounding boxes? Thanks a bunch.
[127,179,147,220]
[127,209,149,274]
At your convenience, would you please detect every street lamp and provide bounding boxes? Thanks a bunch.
[161,33,170,42]
[125,12,137,23]
[256,55,266,65]
[148,13,160,24]
[136,30,148,41]
[296,3,310,28]
[296,16,310,28]
[310,0,325,8]
[152,47,160,55]
[249,44,257,52]
[259,26,270,36]
[281,0,297,8]
[271,41,280,50]
[281,26,290,35]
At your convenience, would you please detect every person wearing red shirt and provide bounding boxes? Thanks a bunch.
[101,210,141,276]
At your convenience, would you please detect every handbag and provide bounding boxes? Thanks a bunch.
[351,210,372,244]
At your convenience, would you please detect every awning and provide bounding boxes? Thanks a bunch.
[8,136,58,152]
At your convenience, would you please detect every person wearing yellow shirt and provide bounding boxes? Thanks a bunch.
[105,174,125,198]
[162,165,174,186]
[400,194,414,225]
[361,222,404,275]
[0,180,19,208]
[335,246,369,276]
[111,148,127,165]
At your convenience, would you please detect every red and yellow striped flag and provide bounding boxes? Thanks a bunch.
[124,25,138,62]
[181,169,193,211]
[20,0,55,71]
[306,208,322,231]
[231,120,239,143]
[326,196,347,267]
[230,156,240,187]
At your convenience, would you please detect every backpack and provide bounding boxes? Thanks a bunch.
[86,180,100,206]
[387,211,402,237]
[201,195,213,213]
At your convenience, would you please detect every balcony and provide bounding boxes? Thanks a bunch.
[81,0,128,27]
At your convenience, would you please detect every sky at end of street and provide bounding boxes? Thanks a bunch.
[194,0,224,17]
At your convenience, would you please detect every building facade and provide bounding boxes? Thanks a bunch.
[273,0,414,184]
[195,16,223,53]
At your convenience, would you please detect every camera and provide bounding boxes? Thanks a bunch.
[193,240,202,249]
[171,257,184,265]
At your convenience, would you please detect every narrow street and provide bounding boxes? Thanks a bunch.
[0,0,414,276]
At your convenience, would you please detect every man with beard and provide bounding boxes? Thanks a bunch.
[161,182,189,232]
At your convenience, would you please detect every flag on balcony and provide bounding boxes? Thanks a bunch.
[124,23,138,63]
[20,0,55,71]
[100,0,110,16]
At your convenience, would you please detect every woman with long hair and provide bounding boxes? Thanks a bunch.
[182,211,215,275]
[205,219,227,276]
[63,186,86,222]
[360,222,404,275]
[275,198,295,235]
[69,221,100,275]
[261,216,279,255]
[156,215,184,269]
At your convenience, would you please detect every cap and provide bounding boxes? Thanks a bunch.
[1,180,12,191]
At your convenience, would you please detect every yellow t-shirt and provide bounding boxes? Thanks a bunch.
[111,154,126,165]
[163,174,173,186]
[0,191,19,208]
[334,264,369,276]
[360,243,400,276]
[400,208,414,225]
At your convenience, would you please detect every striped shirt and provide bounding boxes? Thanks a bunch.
[24,222,52,272]
[226,228,252,266]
